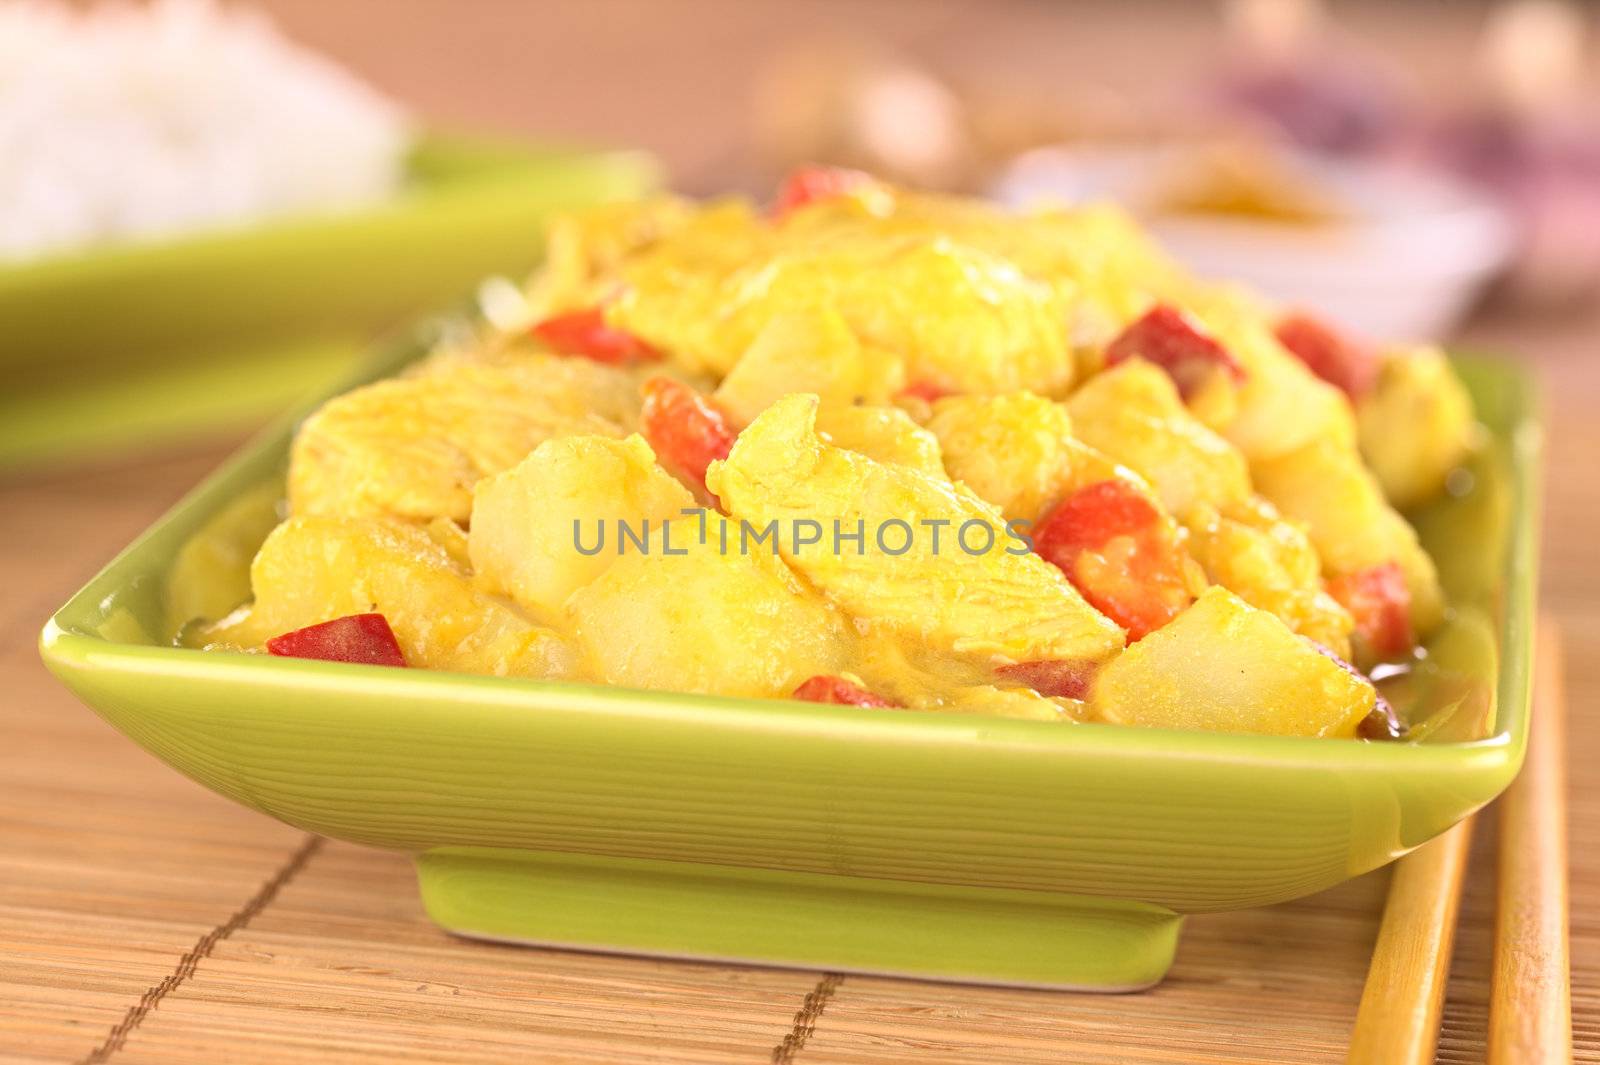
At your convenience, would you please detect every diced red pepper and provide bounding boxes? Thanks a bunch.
[899,380,950,403]
[995,659,1099,700]
[266,613,407,667]
[1274,312,1378,399]
[772,165,877,218]
[1326,561,1414,661]
[793,674,900,708]
[1105,304,1246,399]
[1033,479,1194,641]
[640,376,737,496]
[531,307,662,366]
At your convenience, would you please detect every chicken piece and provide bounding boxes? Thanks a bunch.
[523,196,697,320]
[1184,497,1354,657]
[423,516,471,568]
[1066,359,1252,518]
[470,434,695,617]
[917,684,1073,722]
[708,394,1125,666]
[614,231,1075,394]
[202,516,574,678]
[1091,587,1376,738]
[1357,346,1476,509]
[567,514,853,698]
[924,392,1075,522]
[289,355,636,524]
[713,309,905,424]
[845,630,1082,722]
[597,199,784,376]
[787,194,1185,345]
[816,404,946,478]
[1253,437,1445,639]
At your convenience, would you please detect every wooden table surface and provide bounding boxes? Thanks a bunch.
[3,3,1598,1062]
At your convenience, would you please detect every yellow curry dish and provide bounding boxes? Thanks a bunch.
[195,167,1480,741]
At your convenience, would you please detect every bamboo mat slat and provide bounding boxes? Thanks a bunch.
[3,300,1598,1063]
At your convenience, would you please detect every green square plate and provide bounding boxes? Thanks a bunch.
[0,133,655,468]
[39,337,1540,990]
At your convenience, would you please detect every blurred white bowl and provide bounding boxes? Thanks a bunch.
[993,146,1514,342]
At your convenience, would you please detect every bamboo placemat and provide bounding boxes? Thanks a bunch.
[0,436,1590,1065]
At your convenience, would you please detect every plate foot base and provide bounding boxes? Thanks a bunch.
[417,847,1182,991]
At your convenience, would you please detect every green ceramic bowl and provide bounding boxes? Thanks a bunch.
[0,133,656,468]
[39,338,1540,990]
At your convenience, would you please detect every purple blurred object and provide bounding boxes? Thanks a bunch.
[1427,106,1600,304]
[1216,62,1406,156]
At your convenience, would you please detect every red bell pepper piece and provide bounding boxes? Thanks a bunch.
[994,659,1099,700]
[639,376,737,497]
[531,307,662,366]
[772,165,877,218]
[1326,561,1414,661]
[793,674,900,708]
[1105,304,1246,399]
[266,613,407,667]
[1032,479,1194,641]
[1274,312,1378,399]
[899,380,951,403]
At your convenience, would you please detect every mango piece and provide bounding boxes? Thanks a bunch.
[1091,587,1375,737]
[469,434,695,617]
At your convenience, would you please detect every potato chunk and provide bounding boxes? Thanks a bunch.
[204,516,574,678]
[470,434,695,617]
[924,392,1075,522]
[1066,359,1252,517]
[289,356,637,524]
[709,394,1125,666]
[567,514,852,698]
[1357,346,1475,509]
[1091,587,1375,737]
[1182,287,1358,461]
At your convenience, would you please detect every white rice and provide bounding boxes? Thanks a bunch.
[0,0,411,262]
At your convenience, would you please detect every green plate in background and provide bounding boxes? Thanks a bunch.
[0,133,656,468]
[38,340,1540,990]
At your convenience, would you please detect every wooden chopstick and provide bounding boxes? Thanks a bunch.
[1346,816,1475,1065]
[1490,624,1572,1064]
[1348,618,1572,1064]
